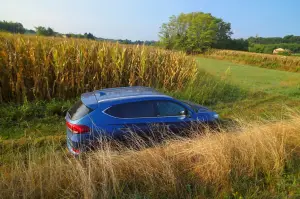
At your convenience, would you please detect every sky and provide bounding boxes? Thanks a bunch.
[0,0,299,41]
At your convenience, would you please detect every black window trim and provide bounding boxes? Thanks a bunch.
[103,99,193,119]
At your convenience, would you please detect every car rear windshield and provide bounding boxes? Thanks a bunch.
[68,100,93,120]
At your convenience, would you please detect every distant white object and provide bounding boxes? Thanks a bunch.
[273,48,290,54]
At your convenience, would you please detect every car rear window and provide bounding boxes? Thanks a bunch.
[68,100,93,120]
[105,101,156,118]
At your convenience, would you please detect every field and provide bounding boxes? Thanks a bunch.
[0,33,196,103]
[204,49,300,72]
[196,57,300,97]
[1,34,300,198]
[194,57,300,120]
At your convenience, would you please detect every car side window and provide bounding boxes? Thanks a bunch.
[105,101,156,118]
[156,101,186,117]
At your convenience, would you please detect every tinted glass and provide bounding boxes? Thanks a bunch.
[181,100,199,112]
[105,101,156,118]
[68,100,92,120]
[156,101,185,116]
[181,100,208,112]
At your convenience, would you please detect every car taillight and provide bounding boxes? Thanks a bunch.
[71,147,80,154]
[66,121,90,134]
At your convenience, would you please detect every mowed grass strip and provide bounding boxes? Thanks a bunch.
[196,57,300,98]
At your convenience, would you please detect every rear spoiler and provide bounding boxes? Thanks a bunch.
[81,92,98,109]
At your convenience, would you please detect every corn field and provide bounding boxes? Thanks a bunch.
[204,49,300,72]
[0,33,197,103]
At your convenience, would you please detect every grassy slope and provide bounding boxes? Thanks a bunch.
[196,57,300,119]
[196,57,300,97]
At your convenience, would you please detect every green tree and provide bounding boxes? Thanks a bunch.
[186,13,218,53]
[35,26,55,36]
[0,20,26,34]
[84,32,95,40]
[25,29,36,34]
[227,39,249,51]
[159,12,232,53]
[212,19,233,49]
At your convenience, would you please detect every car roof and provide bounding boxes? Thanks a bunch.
[93,86,172,103]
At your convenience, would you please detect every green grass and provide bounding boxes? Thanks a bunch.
[193,57,300,120]
[292,53,300,57]
[0,100,74,140]
[196,57,300,98]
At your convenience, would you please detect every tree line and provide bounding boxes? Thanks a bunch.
[248,35,300,44]
[247,35,300,54]
[248,43,300,54]
[0,20,156,45]
[0,20,27,34]
[30,26,97,40]
[2,18,299,54]
[158,12,300,54]
[117,39,156,45]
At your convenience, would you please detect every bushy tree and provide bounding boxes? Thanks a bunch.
[159,12,232,53]
[212,19,233,49]
[248,44,265,53]
[35,26,55,36]
[25,29,36,34]
[84,32,95,40]
[66,32,96,40]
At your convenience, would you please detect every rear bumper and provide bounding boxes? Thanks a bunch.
[66,129,90,155]
[66,130,102,155]
[67,135,83,155]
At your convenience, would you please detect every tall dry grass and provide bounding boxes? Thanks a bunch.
[1,116,300,198]
[0,33,197,103]
[204,49,300,72]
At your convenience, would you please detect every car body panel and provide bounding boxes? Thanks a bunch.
[81,92,98,109]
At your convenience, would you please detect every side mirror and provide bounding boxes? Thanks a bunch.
[180,110,189,116]
[179,110,186,115]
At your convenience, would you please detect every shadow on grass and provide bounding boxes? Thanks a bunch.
[163,70,248,106]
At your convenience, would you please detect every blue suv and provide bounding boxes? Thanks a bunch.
[66,86,219,154]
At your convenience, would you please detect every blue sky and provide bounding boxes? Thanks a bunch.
[0,0,299,40]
